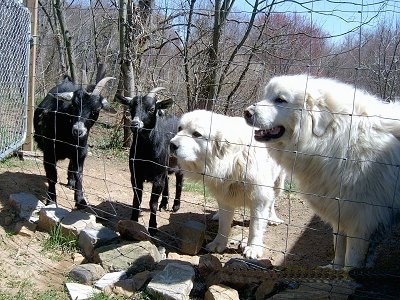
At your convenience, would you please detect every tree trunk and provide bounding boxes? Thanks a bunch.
[53,0,76,80]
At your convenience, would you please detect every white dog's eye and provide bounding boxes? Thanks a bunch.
[192,131,202,138]
[178,126,182,131]
[275,97,287,104]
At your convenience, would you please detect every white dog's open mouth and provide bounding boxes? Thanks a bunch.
[254,126,285,141]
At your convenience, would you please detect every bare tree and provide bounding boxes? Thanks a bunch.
[118,0,155,147]
[53,0,76,80]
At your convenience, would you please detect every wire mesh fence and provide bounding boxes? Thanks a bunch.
[0,0,400,299]
[0,0,30,160]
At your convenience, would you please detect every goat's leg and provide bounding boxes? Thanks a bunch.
[159,176,169,211]
[43,155,57,205]
[67,160,76,189]
[131,180,143,222]
[73,156,87,209]
[172,170,183,212]
[149,178,165,236]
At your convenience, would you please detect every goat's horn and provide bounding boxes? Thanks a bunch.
[147,87,166,99]
[91,77,115,96]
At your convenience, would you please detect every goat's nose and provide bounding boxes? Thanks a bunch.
[131,120,140,128]
[72,122,87,138]
[72,128,83,137]
[244,109,253,120]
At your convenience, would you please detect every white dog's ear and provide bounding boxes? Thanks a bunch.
[213,134,228,159]
[306,95,334,136]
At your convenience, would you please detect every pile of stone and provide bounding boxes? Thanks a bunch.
[8,192,362,300]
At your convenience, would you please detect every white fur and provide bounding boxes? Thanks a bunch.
[245,74,400,269]
[170,110,286,259]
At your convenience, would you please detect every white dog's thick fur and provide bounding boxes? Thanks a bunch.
[170,110,286,259]
[245,74,400,268]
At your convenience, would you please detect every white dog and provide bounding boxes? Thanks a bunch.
[170,110,286,259]
[244,74,400,269]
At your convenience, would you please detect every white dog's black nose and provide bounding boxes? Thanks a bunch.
[244,109,253,121]
[170,141,178,153]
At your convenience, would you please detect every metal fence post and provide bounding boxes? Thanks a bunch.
[23,0,38,152]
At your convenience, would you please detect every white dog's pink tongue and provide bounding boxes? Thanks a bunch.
[268,127,281,135]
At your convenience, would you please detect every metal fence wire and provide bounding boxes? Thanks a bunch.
[0,0,30,161]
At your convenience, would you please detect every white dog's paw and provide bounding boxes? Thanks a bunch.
[206,239,227,253]
[320,263,344,270]
[268,216,284,226]
[242,244,264,259]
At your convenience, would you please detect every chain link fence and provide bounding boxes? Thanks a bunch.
[0,0,31,160]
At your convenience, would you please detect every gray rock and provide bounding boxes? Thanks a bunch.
[132,270,152,290]
[198,254,222,277]
[117,219,151,241]
[93,241,161,274]
[146,262,195,300]
[65,282,100,300]
[37,204,69,232]
[94,271,127,290]
[68,263,106,284]
[60,210,97,236]
[180,220,206,255]
[205,284,240,300]
[9,192,45,223]
[78,224,119,260]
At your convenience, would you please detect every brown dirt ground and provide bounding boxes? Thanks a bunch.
[0,116,334,296]
[0,164,333,296]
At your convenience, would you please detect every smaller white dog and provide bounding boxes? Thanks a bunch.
[170,110,285,259]
[244,74,400,268]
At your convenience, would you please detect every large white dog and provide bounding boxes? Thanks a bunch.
[170,110,286,259]
[244,74,400,269]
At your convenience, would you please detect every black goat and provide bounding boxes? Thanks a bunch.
[116,88,183,235]
[34,75,114,208]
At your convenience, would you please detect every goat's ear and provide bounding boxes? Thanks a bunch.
[101,98,117,114]
[115,94,133,106]
[156,98,173,110]
[306,94,333,136]
[51,92,74,101]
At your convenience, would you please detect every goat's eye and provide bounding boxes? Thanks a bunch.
[192,131,202,138]
[275,97,287,104]
[149,107,156,114]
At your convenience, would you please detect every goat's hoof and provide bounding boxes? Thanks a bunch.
[75,200,88,210]
[172,204,180,212]
[158,204,167,211]
[46,199,56,206]
[148,227,158,236]
[66,180,75,189]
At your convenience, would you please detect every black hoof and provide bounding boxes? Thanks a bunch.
[148,226,158,236]
[172,200,180,212]
[75,199,88,210]
[158,203,167,211]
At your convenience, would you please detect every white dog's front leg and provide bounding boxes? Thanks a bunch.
[328,231,346,269]
[206,205,234,253]
[344,232,369,269]
[268,205,284,225]
[243,206,269,259]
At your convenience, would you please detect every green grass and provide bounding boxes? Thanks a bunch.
[33,290,67,300]
[183,180,213,199]
[42,224,78,254]
[284,179,297,193]
[182,180,216,202]
[0,288,67,300]
[87,291,154,300]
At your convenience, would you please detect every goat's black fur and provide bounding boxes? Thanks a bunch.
[116,89,183,235]
[34,75,113,208]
